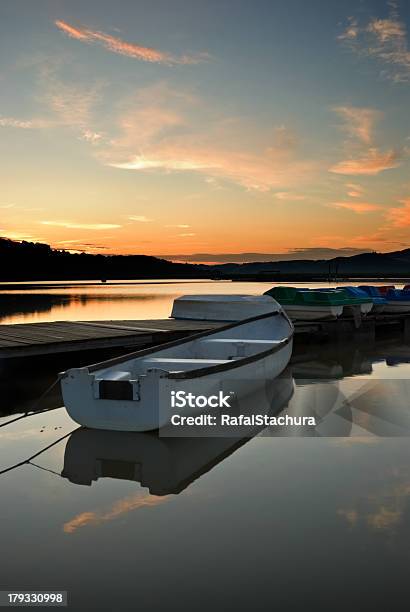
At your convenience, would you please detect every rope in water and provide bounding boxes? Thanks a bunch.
[28,460,63,477]
[0,429,75,476]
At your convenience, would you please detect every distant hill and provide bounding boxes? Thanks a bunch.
[0,238,204,281]
[1,237,409,281]
[209,248,410,278]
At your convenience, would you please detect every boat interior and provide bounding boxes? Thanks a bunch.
[97,337,283,380]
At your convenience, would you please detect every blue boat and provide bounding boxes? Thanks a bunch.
[358,286,387,313]
[383,288,410,313]
[308,286,373,315]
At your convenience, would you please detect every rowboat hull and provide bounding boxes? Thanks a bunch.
[281,304,343,320]
[61,311,294,432]
[62,374,295,493]
[171,294,279,321]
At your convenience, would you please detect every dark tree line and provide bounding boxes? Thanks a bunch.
[0,238,204,281]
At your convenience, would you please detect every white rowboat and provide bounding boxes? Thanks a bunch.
[60,308,294,432]
[62,374,294,493]
[171,294,277,321]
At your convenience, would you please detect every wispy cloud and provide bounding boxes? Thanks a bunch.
[55,20,207,65]
[0,116,49,129]
[338,7,410,82]
[80,129,103,144]
[330,201,382,214]
[100,83,317,192]
[0,203,15,209]
[46,81,101,129]
[329,148,400,175]
[128,215,153,222]
[274,192,306,201]
[386,197,410,227]
[165,224,190,228]
[41,221,121,230]
[53,239,109,252]
[367,506,402,530]
[55,239,83,244]
[0,231,42,241]
[346,182,364,197]
[338,16,359,42]
[333,106,381,145]
[330,104,402,176]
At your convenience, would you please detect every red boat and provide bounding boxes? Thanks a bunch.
[377,285,395,295]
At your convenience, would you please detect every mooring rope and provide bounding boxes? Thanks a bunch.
[0,374,63,429]
[0,429,75,476]
[28,460,63,477]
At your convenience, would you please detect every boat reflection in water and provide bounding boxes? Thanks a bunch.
[287,343,410,437]
[61,339,410,494]
[62,374,295,494]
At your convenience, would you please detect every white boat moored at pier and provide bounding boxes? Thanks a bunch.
[60,305,293,432]
[171,294,278,321]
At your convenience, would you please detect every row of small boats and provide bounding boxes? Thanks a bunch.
[265,285,410,320]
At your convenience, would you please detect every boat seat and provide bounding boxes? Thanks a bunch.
[98,370,132,381]
[142,357,230,373]
[196,338,281,359]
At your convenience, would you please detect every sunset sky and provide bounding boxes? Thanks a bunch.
[1,0,410,262]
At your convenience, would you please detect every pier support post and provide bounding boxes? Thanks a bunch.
[404,317,410,342]
[355,318,375,344]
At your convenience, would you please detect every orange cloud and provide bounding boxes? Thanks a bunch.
[109,147,316,192]
[386,198,410,227]
[41,221,121,230]
[331,201,382,213]
[55,20,206,65]
[100,84,317,191]
[329,148,400,175]
[63,493,169,533]
[368,18,406,43]
[128,216,153,222]
[338,17,359,41]
[367,506,401,530]
[275,192,306,200]
[55,20,89,40]
[334,106,381,144]
[338,10,410,82]
[165,224,190,228]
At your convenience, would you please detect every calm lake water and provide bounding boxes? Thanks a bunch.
[0,280,409,611]
[0,278,406,325]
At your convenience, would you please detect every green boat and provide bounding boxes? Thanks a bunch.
[264,286,371,321]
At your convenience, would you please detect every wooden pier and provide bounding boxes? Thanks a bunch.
[0,312,409,360]
[0,319,222,359]
[294,312,410,342]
